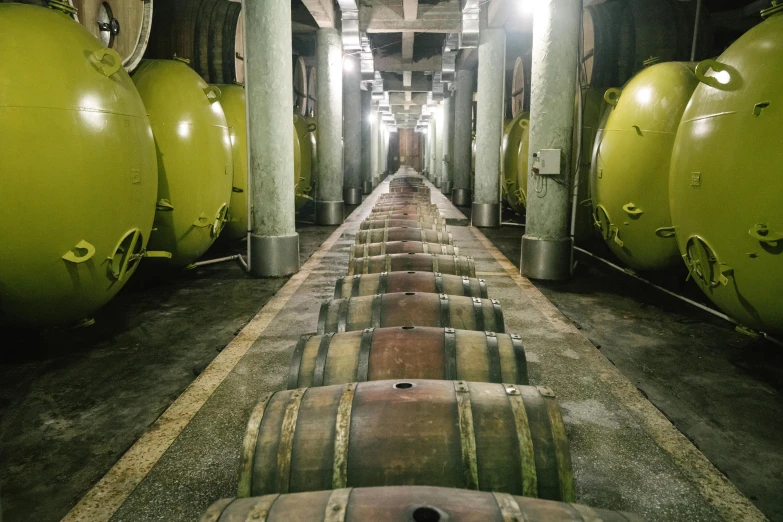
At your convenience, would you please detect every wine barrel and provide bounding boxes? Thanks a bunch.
[70,0,153,73]
[288,327,527,388]
[206,0,240,83]
[293,55,307,115]
[349,241,458,259]
[581,0,625,88]
[369,212,446,223]
[317,292,504,334]
[233,9,244,83]
[377,194,431,202]
[360,219,447,232]
[306,65,316,115]
[347,253,475,277]
[205,487,641,522]
[333,272,488,299]
[371,205,440,215]
[355,228,452,245]
[238,380,573,499]
[511,54,531,117]
[389,186,430,194]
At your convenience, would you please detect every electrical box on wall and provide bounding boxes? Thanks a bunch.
[535,149,561,175]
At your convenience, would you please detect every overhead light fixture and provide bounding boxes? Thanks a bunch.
[519,0,534,16]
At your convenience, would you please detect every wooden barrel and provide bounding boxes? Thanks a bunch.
[389,186,430,194]
[233,9,244,83]
[293,55,307,115]
[317,292,504,334]
[349,241,458,259]
[206,0,241,83]
[238,380,572,499]
[306,65,316,116]
[355,228,452,245]
[369,212,446,223]
[377,193,431,201]
[70,0,153,73]
[360,219,447,232]
[581,0,625,88]
[371,204,440,215]
[511,54,531,117]
[347,253,475,277]
[333,272,488,299]
[205,487,642,522]
[288,327,527,388]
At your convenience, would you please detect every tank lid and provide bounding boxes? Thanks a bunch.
[761,0,783,19]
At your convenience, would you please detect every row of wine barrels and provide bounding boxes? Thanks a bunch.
[347,253,476,277]
[372,211,446,223]
[287,327,528,388]
[334,272,488,299]
[360,219,447,232]
[317,292,504,334]
[355,227,453,245]
[204,487,641,522]
[378,192,431,201]
[389,186,430,194]
[238,380,573,500]
[371,204,440,215]
[349,241,458,260]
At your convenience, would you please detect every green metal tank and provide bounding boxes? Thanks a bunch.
[572,88,607,245]
[670,5,783,334]
[215,84,249,242]
[591,62,698,271]
[0,4,157,326]
[132,59,233,267]
[294,114,315,211]
[501,113,530,213]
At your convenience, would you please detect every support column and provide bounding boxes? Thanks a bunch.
[361,90,372,194]
[381,125,388,176]
[453,68,474,206]
[433,104,443,188]
[426,120,435,180]
[441,94,456,194]
[521,0,580,280]
[473,26,506,227]
[245,0,298,277]
[370,107,380,187]
[342,53,362,205]
[315,28,344,225]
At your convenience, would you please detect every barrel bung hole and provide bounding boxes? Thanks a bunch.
[407,271,416,274]
[394,382,414,389]
[404,292,415,295]
[412,506,442,522]
[402,326,415,330]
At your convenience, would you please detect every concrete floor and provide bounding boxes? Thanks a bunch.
[0,175,774,522]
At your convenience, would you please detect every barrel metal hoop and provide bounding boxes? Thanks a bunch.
[363,243,370,257]
[434,272,444,294]
[443,327,458,380]
[439,293,451,328]
[317,302,329,335]
[472,297,486,332]
[372,294,383,328]
[385,255,392,273]
[334,277,345,299]
[383,228,389,243]
[491,299,505,333]
[453,380,480,490]
[542,389,575,502]
[571,504,602,521]
[432,254,439,273]
[510,334,529,385]
[337,298,351,333]
[276,389,306,494]
[492,492,526,522]
[313,333,335,387]
[447,232,453,245]
[479,279,488,299]
[351,275,361,297]
[468,257,476,278]
[238,393,274,496]
[423,243,430,254]
[199,498,235,522]
[504,384,538,498]
[244,494,281,522]
[287,335,312,389]
[360,257,368,275]
[357,328,374,381]
[378,272,388,295]
[462,276,471,297]
[323,488,352,522]
[332,384,356,489]
[484,331,502,383]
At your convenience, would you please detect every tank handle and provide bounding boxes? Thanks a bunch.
[604,88,622,107]
[749,223,783,243]
[62,240,96,264]
[203,85,222,104]
[655,226,677,239]
[307,122,317,132]
[694,59,730,89]
[90,48,123,78]
[622,202,644,217]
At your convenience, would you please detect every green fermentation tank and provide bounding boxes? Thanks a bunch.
[670,6,783,334]
[591,62,698,271]
[215,84,249,242]
[501,113,530,213]
[294,114,315,211]
[0,4,157,326]
[132,59,233,267]
[573,88,607,245]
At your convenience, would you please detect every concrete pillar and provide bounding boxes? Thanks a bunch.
[426,120,434,179]
[245,0,298,277]
[473,27,506,227]
[370,107,380,187]
[441,94,456,194]
[521,0,580,280]
[453,68,473,206]
[361,90,372,194]
[433,104,443,188]
[315,28,344,225]
[342,53,362,205]
[381,125,388,175]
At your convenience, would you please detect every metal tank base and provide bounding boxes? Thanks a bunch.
[344,187,363,205]
[441,181,453,195]
[471,202,500,227]
[452,188,471,207]
[521,236,573,281]
[434,178,442,188]
[315,200,344,225]
[362,181,372,195]
[249,233,300,278]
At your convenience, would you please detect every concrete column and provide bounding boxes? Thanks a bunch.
[521,0,580,280]
[441,94,456,194]
[473,27,506,227]
[426,120,434,179]
[381,125,388,175]
[315,28,344,225]
[361,90,372,194]
[453,68,474,206]
[370,107,380,187]
[245,0,298,277]
[342,53,362,205]
[433,104,443,188]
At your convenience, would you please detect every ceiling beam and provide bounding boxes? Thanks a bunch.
[374,54,442,72]
[362,0,460,33]
[384,76,432,92]
[300,0,335,28]
[403,0,419,21]
[402,34,414,62]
